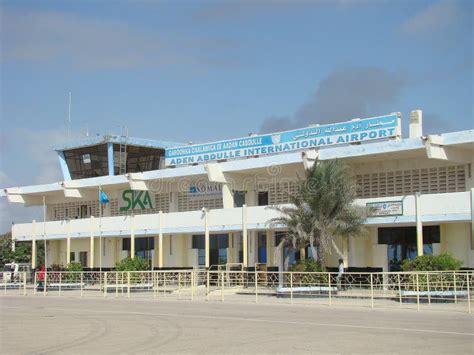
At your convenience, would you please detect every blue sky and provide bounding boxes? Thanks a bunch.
[0,0,472,232]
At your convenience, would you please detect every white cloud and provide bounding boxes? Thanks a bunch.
[2,9,152,69]
[0,199,41,234]
[401,0,462,34]
[0,127,83,232]
[1,8,237,70]
[0,170,41,233]
[0,171,12,187]
[16,128,74,184]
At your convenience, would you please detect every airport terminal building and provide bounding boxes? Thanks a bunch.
[3,110,474,272]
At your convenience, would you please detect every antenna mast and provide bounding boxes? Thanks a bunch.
[67,92,72,140]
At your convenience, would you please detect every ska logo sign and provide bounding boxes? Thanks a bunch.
[120,190,154,211]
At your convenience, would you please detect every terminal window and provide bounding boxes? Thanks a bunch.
[258,191,269,206]
[192,234,229,265]
[378,226,440,271]
[79,252,88,267]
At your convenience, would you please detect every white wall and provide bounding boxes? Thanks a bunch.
[349,235,372,267]
[445,223,473,268]
[163,234,190,268]
[14,191,471,243]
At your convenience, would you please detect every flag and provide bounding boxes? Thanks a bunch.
[99,189,109,205]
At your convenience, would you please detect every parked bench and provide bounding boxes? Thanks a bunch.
[103,283,154,291]
[276,286,337,298]
[400,290,468,299]
[0,283,22,288]
[46,283,85,289]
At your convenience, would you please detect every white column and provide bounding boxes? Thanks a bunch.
[32,220,37,269]
[471,188,474,252]
[130,215,135,259]
[242,205,248,268]
[246,183,257,207]
[89,216,95,268]
[158,211,163,268]
[415,192,423,256]
[248,231,256,266]
[205,209,210,268]
[222,184,234,209]
[66,220,71,264]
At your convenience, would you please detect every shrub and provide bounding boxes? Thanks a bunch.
[115,256,150,271]
[401,253,462,272]
[65,262,83,272]
[290,259,325,272]
[290,259,327,286]
[63,262,83,282]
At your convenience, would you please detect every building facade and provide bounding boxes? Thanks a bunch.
[3,110,474,271]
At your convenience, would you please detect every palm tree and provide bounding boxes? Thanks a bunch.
[268,159,367,269]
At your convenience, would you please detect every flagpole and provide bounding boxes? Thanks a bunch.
[43,196,47,270]
[99,186,102,273]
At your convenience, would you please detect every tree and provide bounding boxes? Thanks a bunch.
[268,159,367,269]
[0,232,44,267]
[0,233,13,266]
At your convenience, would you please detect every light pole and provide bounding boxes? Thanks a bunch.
[43,196,47,270]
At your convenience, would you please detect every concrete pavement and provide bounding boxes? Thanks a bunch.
[1,296,473,354]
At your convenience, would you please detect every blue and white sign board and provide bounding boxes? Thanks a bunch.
[367,201,403,217]
[165,113,401,166]
[189,183,222,201]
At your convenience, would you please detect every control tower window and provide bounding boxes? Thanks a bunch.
[113,144,164,175]
[64,144,109,179]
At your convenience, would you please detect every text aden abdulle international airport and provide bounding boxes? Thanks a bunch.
[165,114,399,166]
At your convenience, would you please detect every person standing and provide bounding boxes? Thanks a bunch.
[337,259,344,291]
[10,261,17,283]
[37,265,45,291]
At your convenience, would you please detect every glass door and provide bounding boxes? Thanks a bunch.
[257,232,267,264]
[382,226,440,271]
[388,245,402,271]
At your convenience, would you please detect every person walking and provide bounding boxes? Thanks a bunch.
[37,265,45,291]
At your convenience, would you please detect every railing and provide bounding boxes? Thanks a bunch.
[0,272,27,296]
[206,271,473,313]
[31,270,195,300]
[1,270,472,313]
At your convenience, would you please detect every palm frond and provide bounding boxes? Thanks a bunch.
[266,159,367,265]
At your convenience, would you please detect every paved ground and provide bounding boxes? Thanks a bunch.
[1,296,473,354]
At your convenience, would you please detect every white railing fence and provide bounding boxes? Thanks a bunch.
[1,270,472,313]
[0,272,27,296]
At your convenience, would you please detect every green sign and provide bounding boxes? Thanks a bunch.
[119,190,154,212]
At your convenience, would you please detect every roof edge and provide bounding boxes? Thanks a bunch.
[53,135,184,151]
